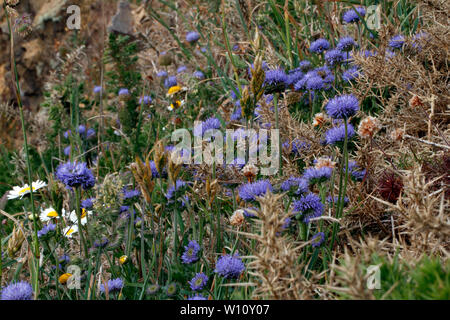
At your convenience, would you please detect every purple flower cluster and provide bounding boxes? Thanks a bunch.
[194,117,221,137]
[214,253,245,279]
[325,94,359,119]
[325,49,345,66]
[309,38,330,53]
[264,68,288,93]
[342,7,366,24]
[193,70,205,79]
[324,123,355,145]
[389,35,405,49]
[342,66,360,82]
[188,294,207,300]
[100,278,124,293]
[56,161,96,190]
[123,186,141,200]
[311,232,325,248]
[139,95,152,105]
[188,272,208,291]
[303,167,333,185]
[181,240,201,264]
[280,176,309,196]
[295,66,334,91]
[37,223,56,238]
[337,36,358,52]
[81,197,95,209]
[118,88,129,96]
[292,193,324,223]
[186,31,200,43]
[238,180,273,202]
[1,281,33,300]
[164,76,177,88]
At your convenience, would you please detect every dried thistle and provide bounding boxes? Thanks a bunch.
[8,223,25,257]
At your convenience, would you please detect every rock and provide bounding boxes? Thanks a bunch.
[33,0,68,29]
[108,1,134,35]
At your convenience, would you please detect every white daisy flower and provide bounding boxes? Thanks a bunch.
[7,180,47,200]
[64,208,91,226]
[63,225,79,238]
[40,207,59,222]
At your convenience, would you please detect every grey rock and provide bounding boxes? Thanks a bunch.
[108,1,134,35]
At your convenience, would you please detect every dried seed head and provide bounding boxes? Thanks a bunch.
[241,163,259,181]
[409,95,423,108]
[314,157,336,169]
[312,112,327,127]
[7,223,25,257]
[390,128,405,141]
[358,116,381,139]
[230,209,245,227]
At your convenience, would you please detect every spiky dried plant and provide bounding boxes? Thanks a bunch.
[236,191,311,299]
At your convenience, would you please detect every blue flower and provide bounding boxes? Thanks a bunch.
[292,193,324,223]
[299,60,312,72]
[327,195,349,206]
[166,180,188,205]
[282,139,309,156]
[37,223,56,238]
[194,117,221,137]
[118,88,129,96]
[164,76,177,88]
[325,49,345,66]
[181,240,201,264]
[309,38,330,53]
[93,86,102,94]
[188,272,208,291]
[100,278,124,293]
[238,180,273,202]
[342,66,360,82]
[193,70,205,79]
[139,96,152,105]
[324,123,355,145]
[1,281,33,300]
[286,68,304,86]
[311,232,325,248]
[56,161,96,190]
[214,253,245,279]
[347,161,366,181]
[389,35,405,49]
[305,76,326,91]
[303,167,333,185]
[342,7,366,24]
[337,36,358,52]
[123,186,141,200]
[86,128,96,139]
[325,94,359,119]
[177,65,187,73]
[77,125,86,135]
[63,146,71,156]
[186,31,200,43]
[157,70,168,78]
[280,177,309,196]
[264,68,288,93]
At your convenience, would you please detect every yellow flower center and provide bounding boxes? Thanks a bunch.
[66,228,75,236]
[81,208,87,219]
[46,210,58,218]
[19,186,35,194]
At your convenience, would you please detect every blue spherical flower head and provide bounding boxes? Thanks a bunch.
[37,223,56,238]
[303,167,333,185]
[118,88,129,96]
[324,123,355,146]
[305,76,326,91]
[342,7,366,24]
[189,272,209,291]
[123,186,141,201]
[100,278,124,294]
[214,253,245,279]
[86,128,96,139]
[325,94,359,119]
[194,117,221,137]
[1,281,33,300]
[56,161,96,190]
[157,70,168,78]
[282,139,310,156]
[264,68,288,94]
[292,193,324,223]
[346,161,367,181]
[238,180,273,202]
[311,232,325,248]
[63,145,71,156]
[193,70,205,79]
[164,75,177,88]
[309,38,330,53]
[280,177,309,196]
[327,195,349,206]
[299,60,312,72]
[181,240,201,264]
[325,49,345,66]
[139,95,152,105]
[342,66,360,82]
[286,68,304,86]
[389,34,405,49]
[188,294,208,300]
[337,36,358,52]
[177,65,187,73]
[186,31,200,43]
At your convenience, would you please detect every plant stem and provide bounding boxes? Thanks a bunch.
[75,188,89,258]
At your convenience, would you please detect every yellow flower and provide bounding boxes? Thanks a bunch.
[167,85,182,96]
[59,273,72,284]
[119,255,128,265]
